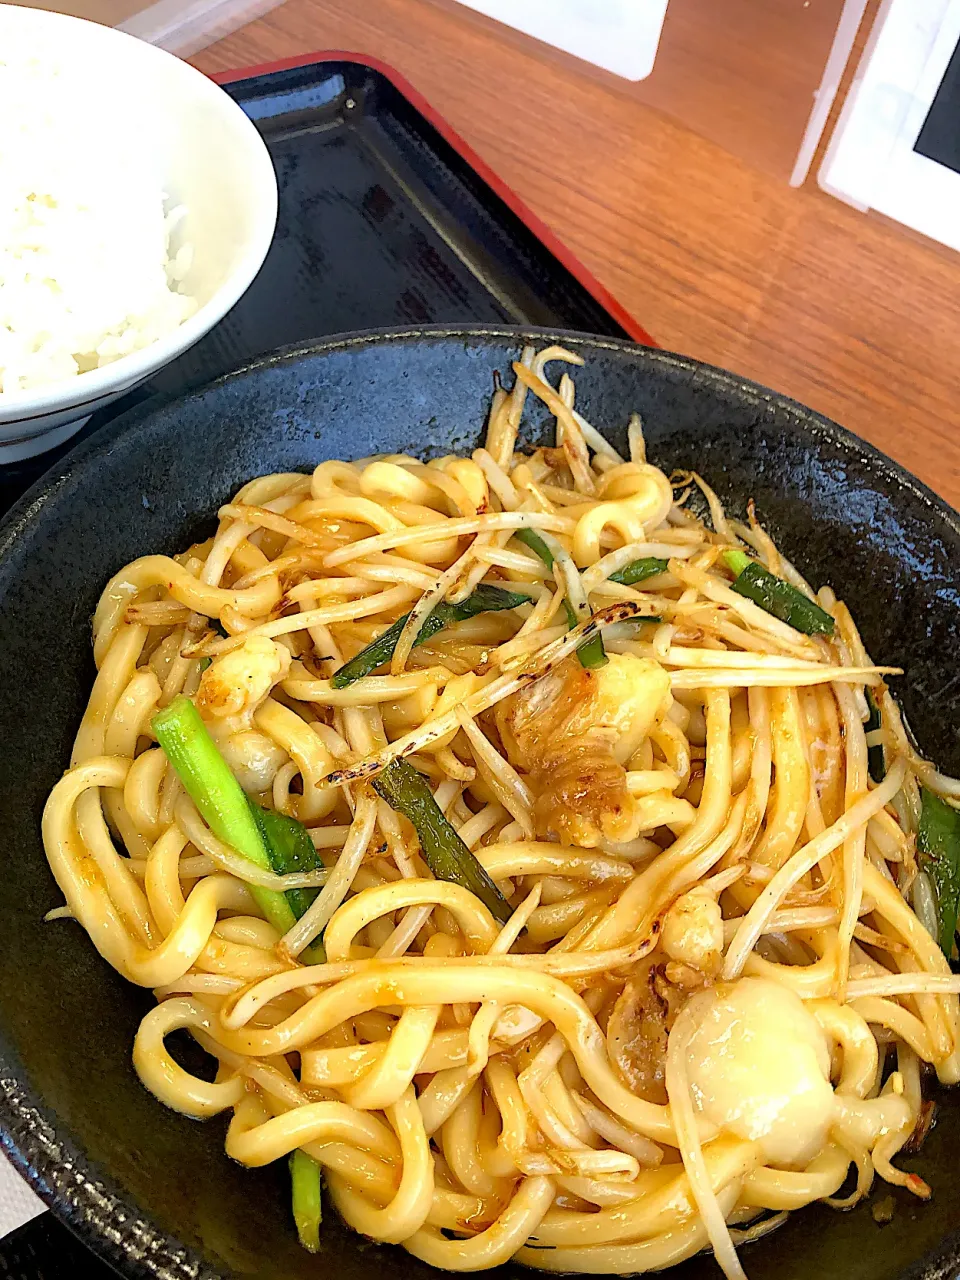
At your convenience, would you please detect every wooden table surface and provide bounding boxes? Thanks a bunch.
[192,0,960,509]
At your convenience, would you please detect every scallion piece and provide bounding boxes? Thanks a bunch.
[608,556,669,586]
[152,696,298,936]
[154,700,327,960]
[289,1150,323,1253]
[918,787,960,957]
[865,689,886,784]
[723,549,835,636]
[331,583,530,689]
[515,528,606,669]
[247,799,323,923]
[373,757,512,923]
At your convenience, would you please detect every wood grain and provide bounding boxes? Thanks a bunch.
[428,0,851,182]
[187,0,960,508]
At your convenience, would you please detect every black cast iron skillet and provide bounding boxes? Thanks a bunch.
[0,327,958,1280]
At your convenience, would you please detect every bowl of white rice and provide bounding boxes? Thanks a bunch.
[0,5,278,461]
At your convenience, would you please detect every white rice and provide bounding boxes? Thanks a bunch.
[0,56,197,397]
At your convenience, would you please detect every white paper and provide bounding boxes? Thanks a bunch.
[450,0,669,81]
[0,1150,46,1236]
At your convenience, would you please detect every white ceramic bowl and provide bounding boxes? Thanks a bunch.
[0,6,278,462]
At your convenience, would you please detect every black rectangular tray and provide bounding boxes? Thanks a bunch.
[0,52,644,1277]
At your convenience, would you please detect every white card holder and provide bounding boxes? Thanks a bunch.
[820,0,960,252]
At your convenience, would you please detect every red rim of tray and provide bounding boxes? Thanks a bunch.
[211,50,657,349]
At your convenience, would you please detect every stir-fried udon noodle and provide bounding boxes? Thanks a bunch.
[42,346,960,1278]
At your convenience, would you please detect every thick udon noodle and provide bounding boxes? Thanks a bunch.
[42,346,960,1278]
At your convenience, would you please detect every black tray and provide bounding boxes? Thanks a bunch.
[0,53,645,519]
[0,54,641,1277]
